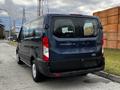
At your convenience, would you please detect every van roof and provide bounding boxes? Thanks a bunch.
[35,14,99,21]
[23,14,99,26]
[45,14,98,19]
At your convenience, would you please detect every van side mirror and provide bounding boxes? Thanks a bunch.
[17,27,23,42]
[44,24,49,29]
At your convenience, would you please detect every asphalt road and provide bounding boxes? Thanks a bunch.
[0,40,120,90]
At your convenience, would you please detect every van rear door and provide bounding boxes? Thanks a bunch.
[48,16,103,73]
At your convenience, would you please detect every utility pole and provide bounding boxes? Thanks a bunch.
[12,19,16,35]
[38,0,41,16]
[38,0,44,16]
[22,8,26,26]
[39,0,49,16]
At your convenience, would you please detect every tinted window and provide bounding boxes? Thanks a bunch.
[22,17,44,39]
[53,17,99,38]
[84,20,95,36]
[27,28,42,38]
[29,19,43,37]
[22,24,30,38]
[54,19,75,38]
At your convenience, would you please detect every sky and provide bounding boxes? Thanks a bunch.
[0,0,120,30]
[0,0,120,19]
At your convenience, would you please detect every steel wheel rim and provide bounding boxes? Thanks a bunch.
[16,54,19,62]
[32,64,37,78]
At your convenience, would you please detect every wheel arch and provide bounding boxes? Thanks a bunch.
[30,56,35,66]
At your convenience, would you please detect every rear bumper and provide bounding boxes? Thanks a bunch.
[49,66,104,77]
[37,56,105,77]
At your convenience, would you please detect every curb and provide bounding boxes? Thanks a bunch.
[93,71,120,83]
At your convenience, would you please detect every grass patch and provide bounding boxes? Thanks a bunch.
[8,41,17,47]
[104,49,120,76]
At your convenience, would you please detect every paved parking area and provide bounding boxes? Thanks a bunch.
[0,41,120,90]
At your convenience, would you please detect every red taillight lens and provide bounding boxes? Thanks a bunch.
[102,37,104,46]
[42,37,49,48]
[42,36,49,62]
[102,34,106,46]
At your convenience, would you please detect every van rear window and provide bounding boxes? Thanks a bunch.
[53,17,99,38]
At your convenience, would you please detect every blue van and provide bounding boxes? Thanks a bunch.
[16,14,105,82]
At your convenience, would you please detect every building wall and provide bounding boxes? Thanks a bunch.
[93,7,120,49]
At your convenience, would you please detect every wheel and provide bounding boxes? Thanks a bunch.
[16,53,24,65]
[32,60,45,82]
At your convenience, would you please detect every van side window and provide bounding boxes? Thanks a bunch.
[29,18,43,38]
[23,27,28,38]
[22,24,30,38]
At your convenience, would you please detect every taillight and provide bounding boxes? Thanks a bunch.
[42,36,49,62]
[102,35,105,54]
[102,34,106,46]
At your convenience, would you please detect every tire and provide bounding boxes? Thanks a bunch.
[32,60,45,82]
[16,53,24,65]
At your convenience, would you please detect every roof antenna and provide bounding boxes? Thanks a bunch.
[22,7,26,26]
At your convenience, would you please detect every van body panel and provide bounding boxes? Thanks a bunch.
[17,14,105,78]
[47,15,104,73]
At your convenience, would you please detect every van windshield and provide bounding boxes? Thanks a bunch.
[53,17,99,38]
